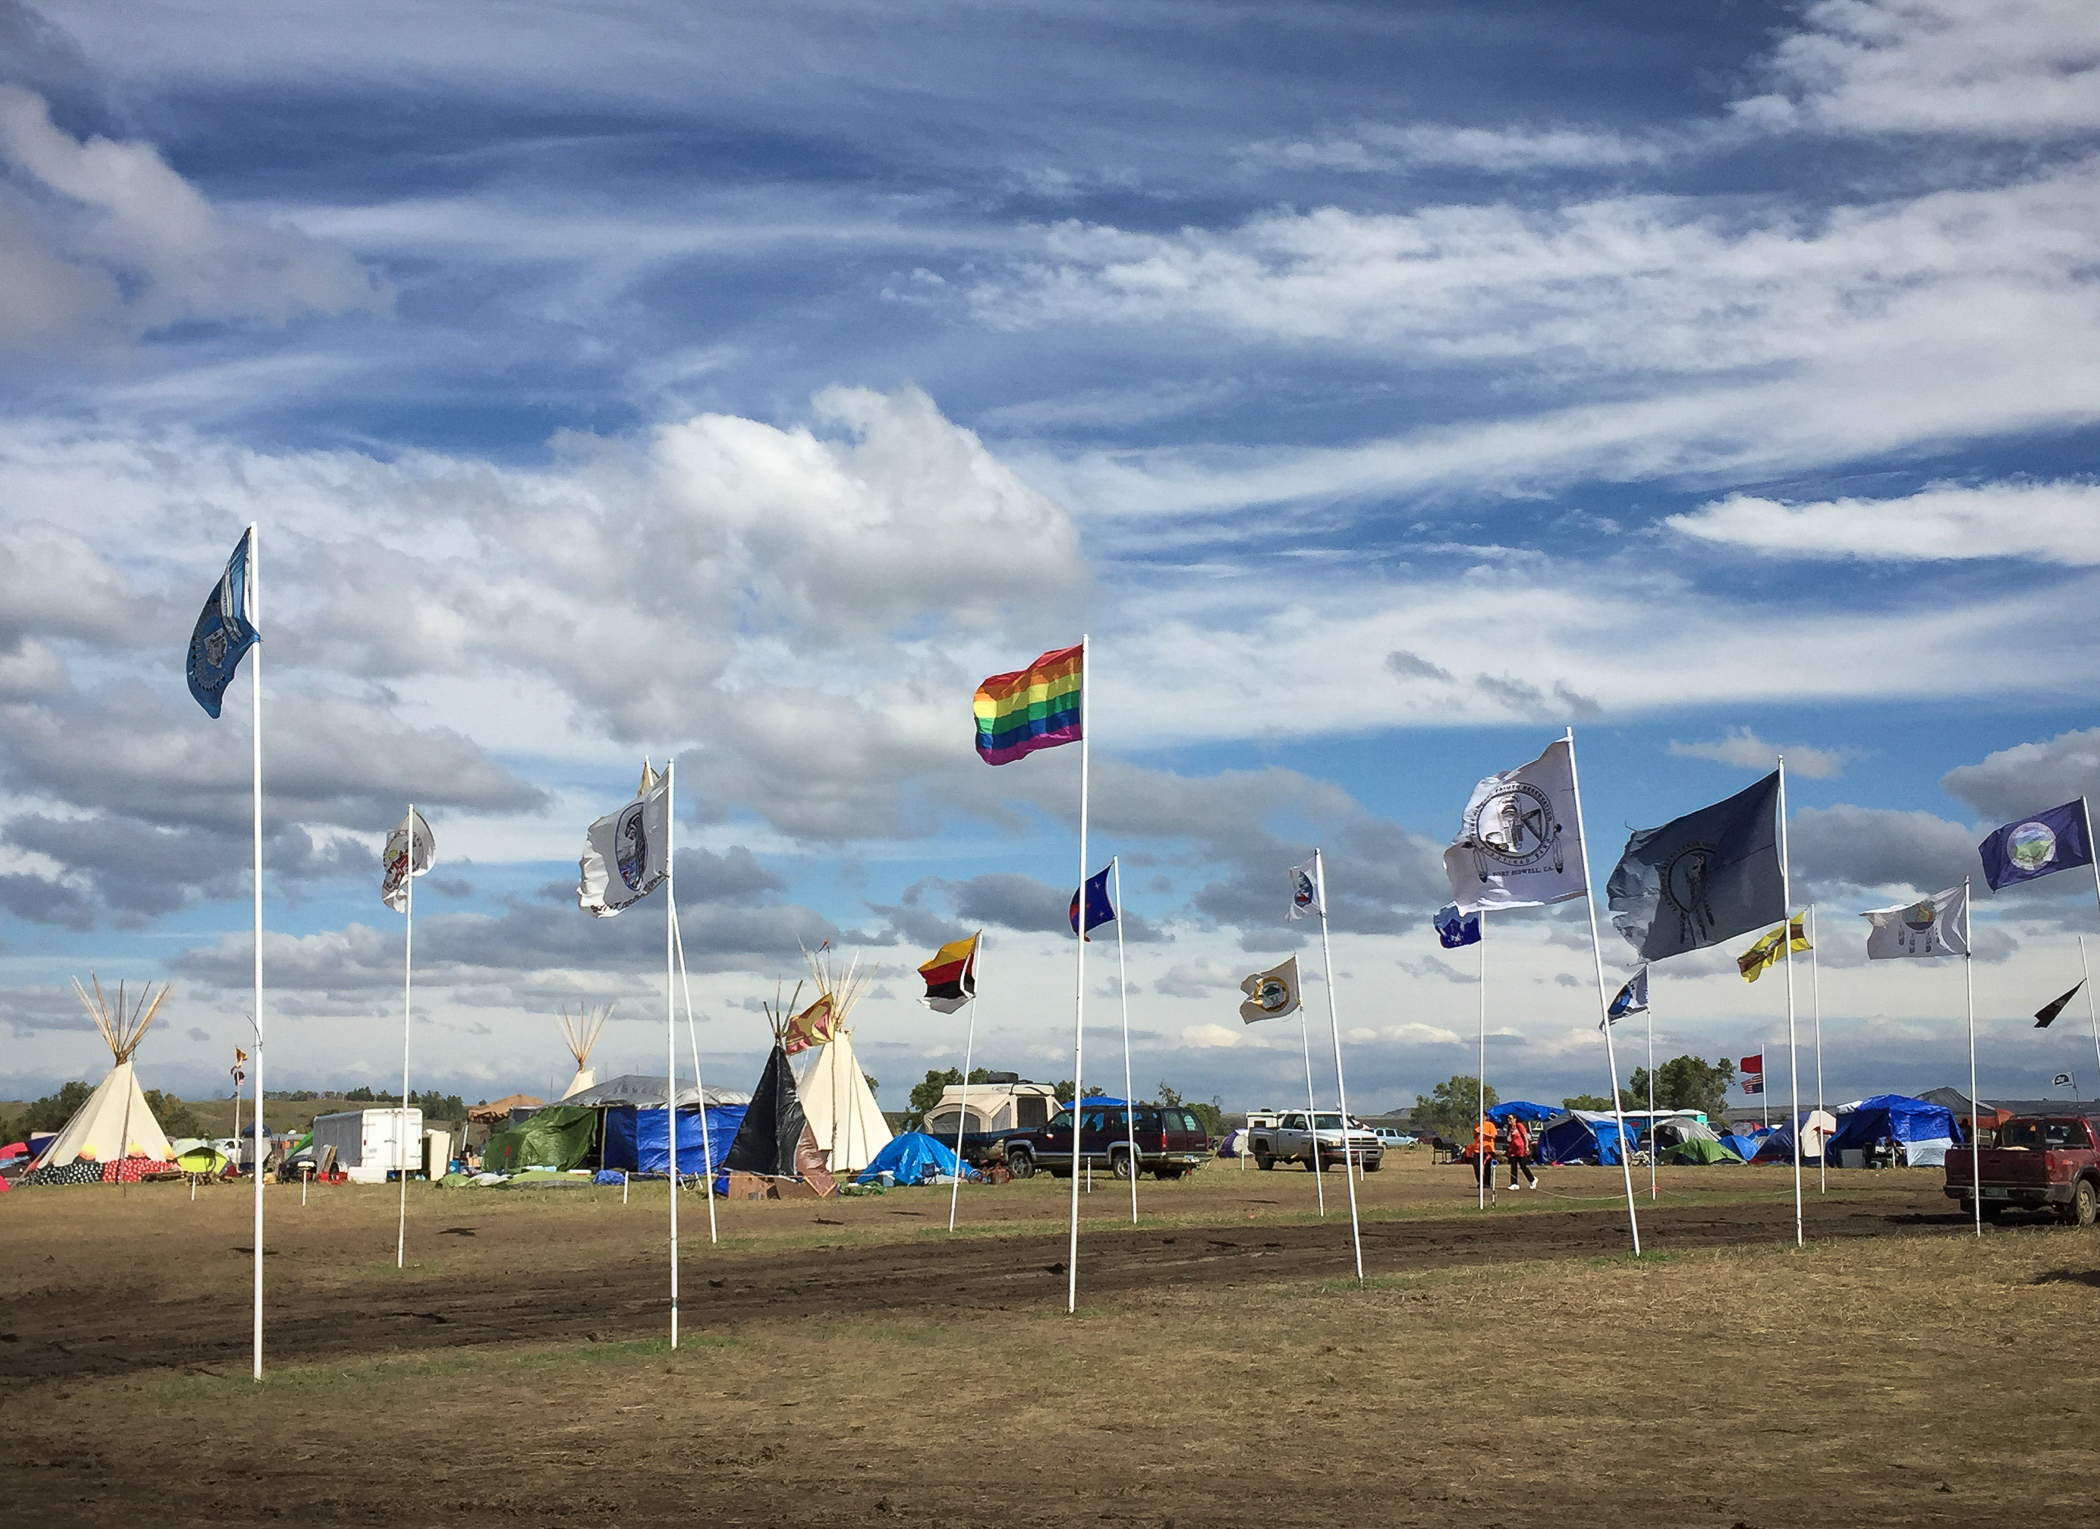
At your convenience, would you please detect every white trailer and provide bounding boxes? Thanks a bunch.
[311,1108,423,1184]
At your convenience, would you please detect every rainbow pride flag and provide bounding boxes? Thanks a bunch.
[974,644,1083,765]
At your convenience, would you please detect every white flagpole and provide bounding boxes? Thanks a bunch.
[1067,635,1089,1316]
[1477,908,1487,1211]
[1114,858,1138,1226]
[247,523,265,1381]
[1564,727,1641,1255]
[949,932,982,1234]
[665,758,679,1346]
[671,906,718,1245]
[2081,797,2100,1098]
[1314,850,1363,1282]
[397,803,414,1270]
[1964,875,1979,1239]
[1646,984,1656,1201]
[1811,903,1826,1194]
[2081,938,2099,1106]
[1777,756,1802,1249]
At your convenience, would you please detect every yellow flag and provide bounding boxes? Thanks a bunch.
[1738,913,1810,982]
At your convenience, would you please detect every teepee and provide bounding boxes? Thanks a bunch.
[722,982,837,1194]
[556,1004,610,1099]
[790,946,892,1175]
[33,976,176,1170]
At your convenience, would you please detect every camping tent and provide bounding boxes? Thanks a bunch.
[856,1131,963,1186]
[795,1029,892,1174]
[1663,1135,1744,1165]
[1748,1109,1839,1163]
[481,1105,598,1174]
[603,1105,745,1177]
[30,978,176,1172]
[1822,1094,1959,1166]
[555,1075,749,1109]
[1486,1101,1560,1124]
[1536,1110,1638,1166]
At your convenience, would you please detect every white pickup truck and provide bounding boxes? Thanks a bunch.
[1245,1109,1383,1173]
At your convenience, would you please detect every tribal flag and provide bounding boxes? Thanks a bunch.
[1738,913,1810,982]
[1433,903,1481,949]
[231,1047,247,1094]
[1861,884,1969,959]
[1740,1053,1764,1095]
[2055,1072,2075,1088]
[2035,980,2085,1029]
[381,807,435,912]
[1239,956,1302,1024]
[1978,800,2093,890]
[577,769,671,917]
[1606,966,1649,1025]
[186,529,260,718]
[1070,864,1115,940]
[1441,740,1585,914]
[1287,859,1324,921]
[1608,772,1784,963]
[782,994,835,1056]
[918,934,978,1014]
[974,645,1082,765]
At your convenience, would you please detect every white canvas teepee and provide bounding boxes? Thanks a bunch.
[557,1004,610,1099]
[34,977,176,1169]
[789,946,891,1174]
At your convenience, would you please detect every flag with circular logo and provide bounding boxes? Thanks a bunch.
[1977,800,2092,891]
[1442,740,1586,914]
[1861,883,1968,958]
[1238,956,1302,1024]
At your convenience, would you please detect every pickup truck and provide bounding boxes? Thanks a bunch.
[1245,1110,1384,1173]
[1943,1115,2100,1225]
[995,1103,1212,1181]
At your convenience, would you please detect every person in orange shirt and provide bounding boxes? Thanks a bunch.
[1469,1114,1498,1203]
[1505,1115,1540,1190]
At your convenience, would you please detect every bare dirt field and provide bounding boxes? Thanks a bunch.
[5,1155,2097,1527]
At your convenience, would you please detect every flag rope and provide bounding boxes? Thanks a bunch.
[671,902,719,1245]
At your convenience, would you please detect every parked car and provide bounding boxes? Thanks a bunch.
[1245,1110,1384,1173]
[1944,1114,2100,1224]
[1371,1126,1416,1149]
[997,1102,1211,1180]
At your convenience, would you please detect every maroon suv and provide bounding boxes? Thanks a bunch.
[999,1103,1211,1180]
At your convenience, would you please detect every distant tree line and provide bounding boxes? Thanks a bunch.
[1411,1055,1738,1144]
[1,1081,204,1145]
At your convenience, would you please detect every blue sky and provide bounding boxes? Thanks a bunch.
[3,0,2099,1117]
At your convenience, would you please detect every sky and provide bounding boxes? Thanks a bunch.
[3,0,2100,1118]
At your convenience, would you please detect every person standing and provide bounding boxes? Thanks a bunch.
[1505,1116,1540,1190]
[1468,1114,1498,1204]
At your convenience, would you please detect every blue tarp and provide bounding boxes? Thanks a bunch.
[602,1105,746,1176]
[1486,1101,1559,1124]
[856,1131,963,1185]
[1719,1134,1766,1161]
[1822,1094,1958,1163]
[1537,1112,1637,1166]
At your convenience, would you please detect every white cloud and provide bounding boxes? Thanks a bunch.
[1242,123,1675,175]
[1180,1022,1242,1049]
[0,84,387,348]
[1736,0,2100,138]
[1942,728,2100,823]
[1669,481,2100,565]
[1669,728,1856,780]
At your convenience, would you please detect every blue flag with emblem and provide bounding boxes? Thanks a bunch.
[1069,864,1115,940]
[1605,966,1649,1026]
[1978,800,2093,891]
[185,530,259,718]
[1433,903,1480,949]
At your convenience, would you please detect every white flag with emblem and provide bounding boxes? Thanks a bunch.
[1861,883,1968,959]
[1239,956,1303,1024]
[380,807,435,912]
[578,771,672,917]
[1442,739,1587,913]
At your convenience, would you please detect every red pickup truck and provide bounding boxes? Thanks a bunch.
[1943,1115,2100,1225]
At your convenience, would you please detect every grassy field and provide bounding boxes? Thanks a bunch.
[5,1154,2097,1526]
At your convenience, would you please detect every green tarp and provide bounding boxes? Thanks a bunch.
[482,1106,597,1174]
[1662,1135,1744,1165]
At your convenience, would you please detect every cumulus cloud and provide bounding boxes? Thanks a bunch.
[0,84,387,349]
[1942,728,2100,823]
[1669,728,1855,780]
[1669,482,2100,566]
[1786,804,1979,896]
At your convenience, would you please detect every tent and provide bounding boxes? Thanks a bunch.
[1486,1101,1560,1124]
[1748,1109,1839,1163]
[603,1105,745,1176]
[1822,1094,1959,1166]
[481,1105,598,1174]
[1663,1135,1745,1165]
[1719,1133,1767,1160]
[1536,1110,1638,1166]
[856,1131,963,1186]
[723,1038,836,1193]
[555,1075,748,1110]
[556,1004,610,1100]
[787,946,892,1174]
[30,977,176,1173]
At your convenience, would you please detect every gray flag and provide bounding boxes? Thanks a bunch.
[1607,772,1784,962]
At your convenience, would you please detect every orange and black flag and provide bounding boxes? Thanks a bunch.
[918,933,979,1014]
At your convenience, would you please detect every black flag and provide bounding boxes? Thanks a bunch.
[2035,980,2085,1028]
[1607,772,1784,962]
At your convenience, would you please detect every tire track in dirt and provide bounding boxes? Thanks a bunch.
[1,1189,1965,1384]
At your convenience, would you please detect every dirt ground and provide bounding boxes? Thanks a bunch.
[5,1154,2097,1527]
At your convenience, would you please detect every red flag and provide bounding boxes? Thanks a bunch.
[1740,1053,1763,1073]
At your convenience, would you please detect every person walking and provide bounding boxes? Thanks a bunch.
[1468,1114,1498,1205]
[1505,1115,1540,1190]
